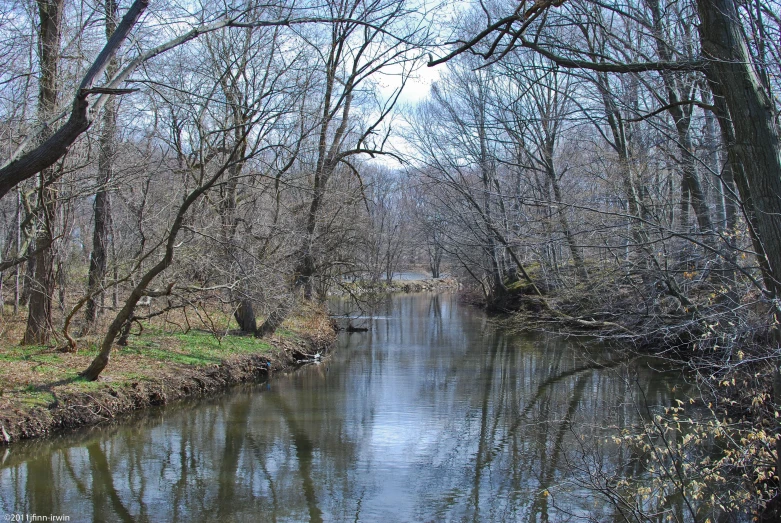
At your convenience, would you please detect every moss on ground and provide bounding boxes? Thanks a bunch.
[119,329,274,367]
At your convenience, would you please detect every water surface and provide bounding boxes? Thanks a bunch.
[0,293,687,521]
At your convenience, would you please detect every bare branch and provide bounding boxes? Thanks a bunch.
[625,99,717,122]
[0,0,149,200]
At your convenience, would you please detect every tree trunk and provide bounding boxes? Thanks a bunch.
[82,152,239,380]
[702,93,727,231]
[544,143,588,282]
[84,0,119,333]
[23,0,63,345]
[646,0,713,238]
[431,255,441,279]
[257,299,292,338]
[698,0,781,503]
[13,190,21,314]
[234,299,257,334]
[23,179,56,345]
[698,0,781,297]
[297,168,327,299]
[428,238,442,278]
[678,128,713,236]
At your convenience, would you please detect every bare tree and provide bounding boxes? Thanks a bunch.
[495,52,589,282]
[22,0,65,345]
[0,0,148,200]
[83,0,120,334]
[290,0,422,300]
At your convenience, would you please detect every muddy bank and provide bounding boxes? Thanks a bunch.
[0,331,334,446]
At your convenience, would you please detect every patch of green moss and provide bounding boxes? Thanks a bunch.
[505,280,523,291]
[18,389,56,408]
[505,280,536,293]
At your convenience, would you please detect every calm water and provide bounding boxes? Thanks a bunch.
[0,293,688,522]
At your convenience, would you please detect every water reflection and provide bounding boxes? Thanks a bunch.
[1,293,687,521]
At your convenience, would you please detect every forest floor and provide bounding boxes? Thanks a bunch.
[0,303,335,445]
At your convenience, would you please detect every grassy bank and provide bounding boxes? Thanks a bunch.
[0,303,335,445]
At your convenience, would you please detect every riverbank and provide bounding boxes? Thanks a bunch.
[333,276,460,296]
[0,304,335,445]
[462,271,781,519]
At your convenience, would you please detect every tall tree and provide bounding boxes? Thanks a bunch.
[23,0,64,345]
[81,7,304,378]
[646,0,714,236]
[497,54,589,282]
[291,0,420,300]
[697,0,781,299]
[83,0,120,333]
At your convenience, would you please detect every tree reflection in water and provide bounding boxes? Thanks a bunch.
[0,293,690,521]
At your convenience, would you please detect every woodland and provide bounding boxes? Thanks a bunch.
[2,0,781,519]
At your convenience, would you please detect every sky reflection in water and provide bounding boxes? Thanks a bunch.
[0,293,686,522]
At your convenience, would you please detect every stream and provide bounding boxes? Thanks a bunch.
[0,293,691,522]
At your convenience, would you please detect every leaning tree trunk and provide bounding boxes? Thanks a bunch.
[0,0,147,201]
[82,156,238,380]
[698,0,781,512]
[257,299,293,338]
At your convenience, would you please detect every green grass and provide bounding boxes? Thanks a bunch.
[0,345,52,362]
[18,389,56,408]
[0,346,68,377]
[275,327,295,339]
[68,376,109,390]
[119,328,275,367]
